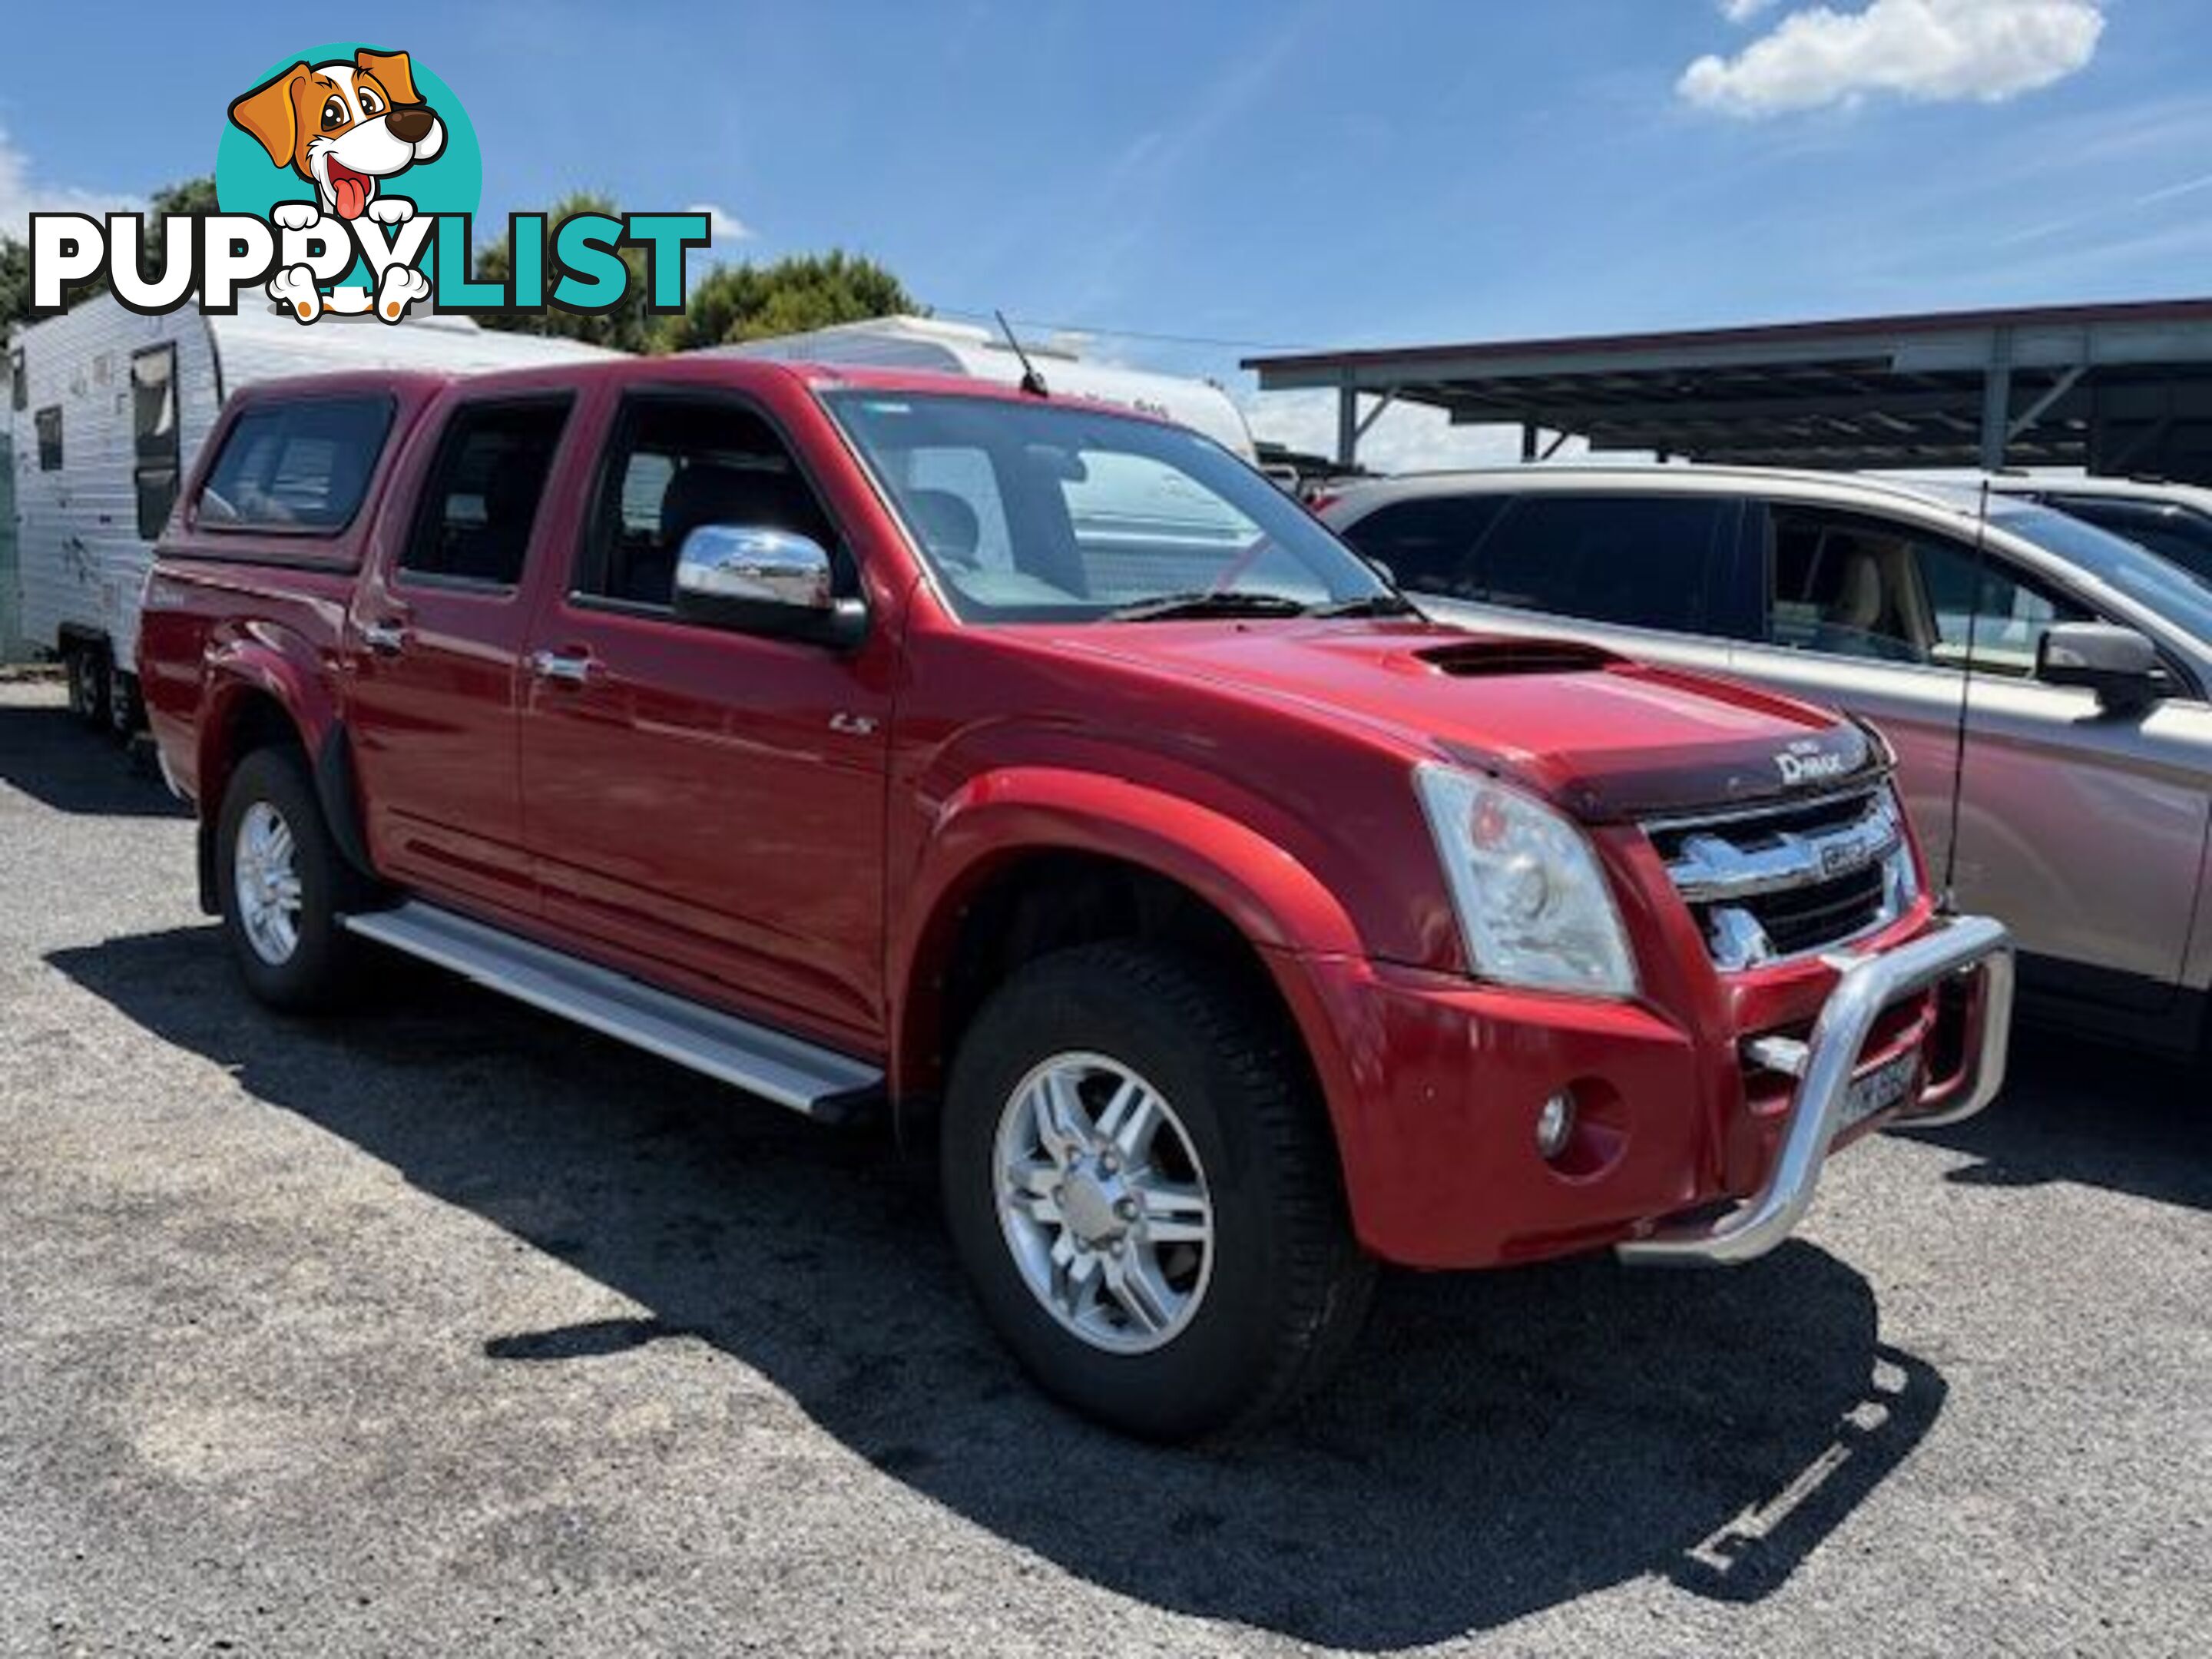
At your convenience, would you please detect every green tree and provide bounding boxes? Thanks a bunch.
[663,250,919,352]
[0,239,28,337]
[150,176,220,217]
[471,191,664,354]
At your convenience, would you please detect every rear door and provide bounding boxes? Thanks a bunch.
[1725,500,2211,1010]
[515,384,892,1049]
[345,392,581,918]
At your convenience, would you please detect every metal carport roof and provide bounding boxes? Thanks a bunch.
[1244,298,2212,482]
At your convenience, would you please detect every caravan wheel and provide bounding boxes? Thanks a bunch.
[106,664,144,742]
[65,643,112,730]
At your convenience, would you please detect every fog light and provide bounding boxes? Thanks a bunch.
[1535,1091,1576,1161]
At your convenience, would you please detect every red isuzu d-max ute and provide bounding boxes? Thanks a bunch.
[137,356,2013,1439]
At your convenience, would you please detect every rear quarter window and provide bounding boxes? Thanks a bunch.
[195,395,394,534]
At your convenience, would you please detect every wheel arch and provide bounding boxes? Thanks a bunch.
[194,651,374,912]
[890,768,1366,1144]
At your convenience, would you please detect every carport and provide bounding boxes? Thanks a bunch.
[1245,298,2212,483]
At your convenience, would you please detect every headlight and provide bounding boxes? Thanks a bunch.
[1412,763,1638,998]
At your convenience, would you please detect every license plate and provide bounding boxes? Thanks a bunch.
[1838,1047,1922,1137]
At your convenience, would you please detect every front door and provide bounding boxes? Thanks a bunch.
[345,392,578,919]
[1727,502,2212,1012]
[516,388,893,1049]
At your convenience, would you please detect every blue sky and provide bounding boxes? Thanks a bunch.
[4,1,2207,462]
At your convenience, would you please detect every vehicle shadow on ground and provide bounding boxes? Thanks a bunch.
[55,927,1945,1647]
[0,700,186,820]
[1916,1028,2211,1214]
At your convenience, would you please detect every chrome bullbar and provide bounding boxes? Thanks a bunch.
[1617,913,2014,1268]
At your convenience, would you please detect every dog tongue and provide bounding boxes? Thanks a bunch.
[333,174,367,220]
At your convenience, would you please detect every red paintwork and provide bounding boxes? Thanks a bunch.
[141,356,1974,1270]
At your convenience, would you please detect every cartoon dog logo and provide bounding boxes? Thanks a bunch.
[228,48,445,226]
[228,48,445,323]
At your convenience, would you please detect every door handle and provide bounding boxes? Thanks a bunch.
[361,620,409,656]
[528,648,600,687]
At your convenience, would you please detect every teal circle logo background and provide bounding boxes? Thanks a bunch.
[215,41,480,292]
[215,42,481,217]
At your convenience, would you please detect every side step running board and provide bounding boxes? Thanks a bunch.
[343,901,883,1123]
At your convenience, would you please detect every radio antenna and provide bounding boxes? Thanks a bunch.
[1938,478,1992,910]
[995,309,1049,398]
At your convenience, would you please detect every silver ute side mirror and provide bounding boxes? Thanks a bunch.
[2035,621,2163,711]
[672,525,866,648]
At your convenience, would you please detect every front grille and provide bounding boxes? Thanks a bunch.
[1648,786,1914,971]
[1748,861,1888,956]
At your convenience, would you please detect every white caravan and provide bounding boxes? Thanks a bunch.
[4,295,611,732]
[721,315,1257,459]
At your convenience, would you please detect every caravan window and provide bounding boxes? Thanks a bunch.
[34,407,61,471]
[197,395,392,533]
[131,345,181,540]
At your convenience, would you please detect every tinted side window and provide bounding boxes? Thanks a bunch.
[197,396,392,532]
[131,345,180,540]
[579,394,846,611]
[1340,495,1508,596]
[1913,537,2088,677]
[401,399,573,587]
[1472,494,1733,632]
[1763,505,2088,674]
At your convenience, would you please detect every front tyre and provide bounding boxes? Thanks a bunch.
[215,747,369,1012]
[942,942,1373,1440]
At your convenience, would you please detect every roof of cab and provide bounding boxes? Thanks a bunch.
[227,353,1185,429]
[1322,459,2003,525]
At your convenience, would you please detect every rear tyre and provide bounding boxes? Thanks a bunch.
[941,941,1374,1441]
[215,747,370,1012]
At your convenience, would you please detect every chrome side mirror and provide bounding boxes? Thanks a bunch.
[2035,621,2162,711]
[672,525,866,647]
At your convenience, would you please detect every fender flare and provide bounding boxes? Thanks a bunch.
[195,638,376,900]
[890,766,1366,1102]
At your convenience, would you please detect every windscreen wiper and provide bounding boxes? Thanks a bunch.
[1106,590,1313,622]
[1306,593,1423,619]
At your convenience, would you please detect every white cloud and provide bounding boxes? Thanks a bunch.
[1240,389,1551,475]
[1680,0,2105,118]
[0,126,131,234]
[1721,0,1781,21]
[684,201,753,244]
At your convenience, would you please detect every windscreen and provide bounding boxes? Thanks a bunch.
[822,390,1389,622]
[1987,498,2212,646]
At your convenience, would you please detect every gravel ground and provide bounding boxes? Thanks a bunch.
[2,679,2207,1657]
